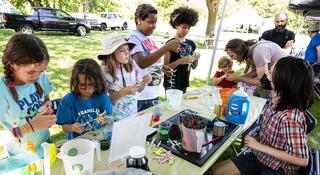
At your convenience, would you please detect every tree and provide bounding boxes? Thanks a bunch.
[205,0,219,37]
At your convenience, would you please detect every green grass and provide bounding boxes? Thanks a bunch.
[0,28,319,166]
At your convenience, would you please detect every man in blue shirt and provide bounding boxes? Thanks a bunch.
[305,25,320,78]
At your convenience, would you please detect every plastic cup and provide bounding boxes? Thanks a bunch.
[158,121,172,143]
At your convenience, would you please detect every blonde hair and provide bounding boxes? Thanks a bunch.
[218,56,233,69]
[100,54,133,83]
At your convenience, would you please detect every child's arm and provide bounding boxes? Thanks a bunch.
[61,123,84,134]
[212,73,226,86]
[132,39,181,69]
[109,87,138,103]
[163,52,192,70]
[192,52,200,69]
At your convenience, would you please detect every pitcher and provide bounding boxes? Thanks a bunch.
[57,139,101,175]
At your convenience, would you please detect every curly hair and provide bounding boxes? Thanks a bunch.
[2,34,49,102]
[70,58,107,96]
[134,4,157,25]
[169,7,199,29]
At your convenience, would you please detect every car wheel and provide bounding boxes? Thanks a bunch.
[100,23,107,31]
[19,24,33,34]
[76,26,87,36]
[121,23,128,30]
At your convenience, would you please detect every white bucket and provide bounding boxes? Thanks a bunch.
[166,89,183,110]
[57,139,101,175]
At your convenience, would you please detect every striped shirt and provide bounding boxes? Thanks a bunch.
[253,103,309,175]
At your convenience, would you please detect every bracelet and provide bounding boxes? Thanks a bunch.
[21,125,28,135]
[27,121,34,132]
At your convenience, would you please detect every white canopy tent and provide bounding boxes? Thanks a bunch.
[222,5,264,33]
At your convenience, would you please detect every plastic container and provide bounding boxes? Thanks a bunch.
[166,89,183,110]
[226,88,250,124]
[57,139,101,175]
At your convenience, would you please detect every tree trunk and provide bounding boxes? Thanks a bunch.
[206,0,220,38]
[83,0,89,19]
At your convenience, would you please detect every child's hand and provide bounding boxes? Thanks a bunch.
[72,123,84,134]
[30,113,56,131]
[179,56,192,65]
[97,114,114,125]
[38,101,54,115]
[162,65,173,77]
[122,86,138,95]
[165,39,181,53]
[142,75,151,84]
[193,52,201,61]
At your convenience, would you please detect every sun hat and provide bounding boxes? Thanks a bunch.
[307,25,319,33]
[97,32,136,60]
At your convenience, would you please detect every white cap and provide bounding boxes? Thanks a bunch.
[129,146,145,158]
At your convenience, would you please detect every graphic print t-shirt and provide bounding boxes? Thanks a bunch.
[102,61,140,119]
[129,30,162,100]
[0,73,53,155]
[56,92,112,139]
[163,38,196,90]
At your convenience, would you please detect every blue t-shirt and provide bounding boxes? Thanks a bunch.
[56,92,112,139]
[0,73,53,155]
[305,33,320,63]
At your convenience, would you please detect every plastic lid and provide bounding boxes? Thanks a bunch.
[129,146,145,158]
[214,121,226,127]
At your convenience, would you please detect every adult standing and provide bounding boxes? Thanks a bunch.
[305,25,320,78]
[225,39,285,97]
[260,12,295,55]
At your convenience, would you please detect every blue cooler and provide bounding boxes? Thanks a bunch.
[226,88,250,124]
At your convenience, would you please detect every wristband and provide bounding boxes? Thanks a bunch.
[21,125,29,135]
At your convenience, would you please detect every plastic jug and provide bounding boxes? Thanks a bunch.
[226,88,250,124]
[166,89,183,110]
[57,139,101,175]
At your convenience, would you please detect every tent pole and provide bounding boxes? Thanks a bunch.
[206,0,229,85]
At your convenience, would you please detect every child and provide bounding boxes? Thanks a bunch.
[0,34,55,155]
[213,57,313,175]
[128,3,182,111]
[98,32,150,120]
[213,56,237,88]
[56,59,112,139]
[163,7,200,93]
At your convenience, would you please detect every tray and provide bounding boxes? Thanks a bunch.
[147,109,239,166]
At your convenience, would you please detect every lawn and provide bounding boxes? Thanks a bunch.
[0,28,319,163]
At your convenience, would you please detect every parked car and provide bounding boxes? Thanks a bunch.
[2,7,91,36]
[87,18,101,30]
[98,13,128,31]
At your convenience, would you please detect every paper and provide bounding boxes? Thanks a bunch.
[108,113,151,165]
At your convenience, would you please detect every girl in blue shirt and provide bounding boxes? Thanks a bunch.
[56,58,113,139]
[0,34,55,155]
